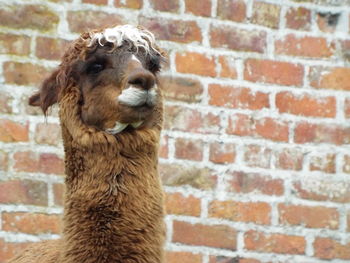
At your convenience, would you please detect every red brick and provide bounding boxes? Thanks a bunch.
[0,33,30,55]
[314,237,350,260]
[0,151,8,171]
[218,56,238,79]
[0,5,59,32]
[227,171,284,196]
[209,142,236,164]
[293,180,350,203]
[173,221,237,250]
[3,62,50,86]
[164,106,221,134]
[53,183,65,206]
[149,0,179,12]
[210,25,266,53]
[285,7,311,30]
[344,155,350,174]
[166,251,202,263]
[275,34,335,58]
[244,230,306,254]
[251,1,280,28]
[82,0,108,4]
[68,11,125,33]
[209,201,271,225]
[294,121,350,145]
[175,138,203,161]
[346,98,350,118]
[310,153,336,173]
[160,76,203,103]
[209,85,269,110]
[36,37,70,60]
[176,52,216,77]
[114,0,142,8]
[165,192,201,216]
[140,16,202,44]
[0,119,29,142]
[185,0,211,17]
[0,179,48,206]
[244,59,304,86]
[340,39,350,62]
[0,91,13,114]
[217,0,246,22]
[39,153,65,175]
[279,204,339,229]
[309,66,350,91]
[317,12,339,33]
[209,256,260,263]
[0,239,32,263]
[244,145,271,168]
[227,114,289,142]
[35,123,62,146]
[159,163,217,190]
[2,212,61,235]
[276,91,336,118]
[274,148,304,171]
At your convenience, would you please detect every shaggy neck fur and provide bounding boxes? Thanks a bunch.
[59,86,165,263]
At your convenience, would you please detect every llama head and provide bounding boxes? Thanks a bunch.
[29,25,166,135]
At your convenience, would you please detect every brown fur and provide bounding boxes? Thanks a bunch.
[9,25,166,263]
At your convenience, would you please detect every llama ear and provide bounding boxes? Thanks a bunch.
[29,69,60,115]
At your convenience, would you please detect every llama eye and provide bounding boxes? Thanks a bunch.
[87,63,104,74]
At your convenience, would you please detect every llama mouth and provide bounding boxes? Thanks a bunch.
[105,121,143,134]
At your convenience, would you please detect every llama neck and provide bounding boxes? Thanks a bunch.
[61,127,165,263]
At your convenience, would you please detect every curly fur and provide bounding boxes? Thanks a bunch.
[9,24,166,263]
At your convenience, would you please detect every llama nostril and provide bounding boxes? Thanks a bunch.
[127,70,155,90]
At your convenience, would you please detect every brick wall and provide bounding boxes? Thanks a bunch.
[0,0,349,262]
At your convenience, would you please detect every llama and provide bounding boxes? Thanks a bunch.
[9,24,166,263]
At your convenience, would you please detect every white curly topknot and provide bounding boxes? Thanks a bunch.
[88,24,161,55]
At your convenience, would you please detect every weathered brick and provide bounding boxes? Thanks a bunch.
[173,221,237,250]
[276,92,336,118]
[294,121,350,145]
[293,179,350,203]
[185,0,211,17]
[0,119,29,142]
[150,0,179,12]
[0,179,48,206]
[317,12,340,33]
[166,251,202,263]
[209,201,271,225]
[275,34,335,58]
[274,148,304,171]
[159,163,216,190]
[159,135,168,159]
[209,142,236,164]
[227,114,289,142]
[227,171,284,196]
[82,0,108,5]
[140,16,202,44]
[310,153,336,173]
[3,62,50,86]
[0,5,59,32]
[160,76,203,103]
[176,52,216,77]
[53,183,65,206]
[285,7,311,30]
[164,106,221,134]
[209,256,260,263]
[2,212,61,235]
[218,56,238,79]
[314,238,350,260]
[244,230,306,254]
[340,39,350,62]
[175,138,203,161]
[114,0,142,8]
[217,0,246,22]
[344,155,350,174]
[0,92,13,114]
[0,239,32,263]
[210,25,266,53]
[251,1,280,28]
[279,204,339,229]
[36,37,70,60]
[208,85,269,110]
[0,151,8,171]
[165,192,201,216]
[346,98,350,118]
[309,66,350,91]
[244,145,271,168]
[34,123,62,146]
[13,151,64,175]
[244,59,304,86]
[68,11,125,33]
[0,33,31,56]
